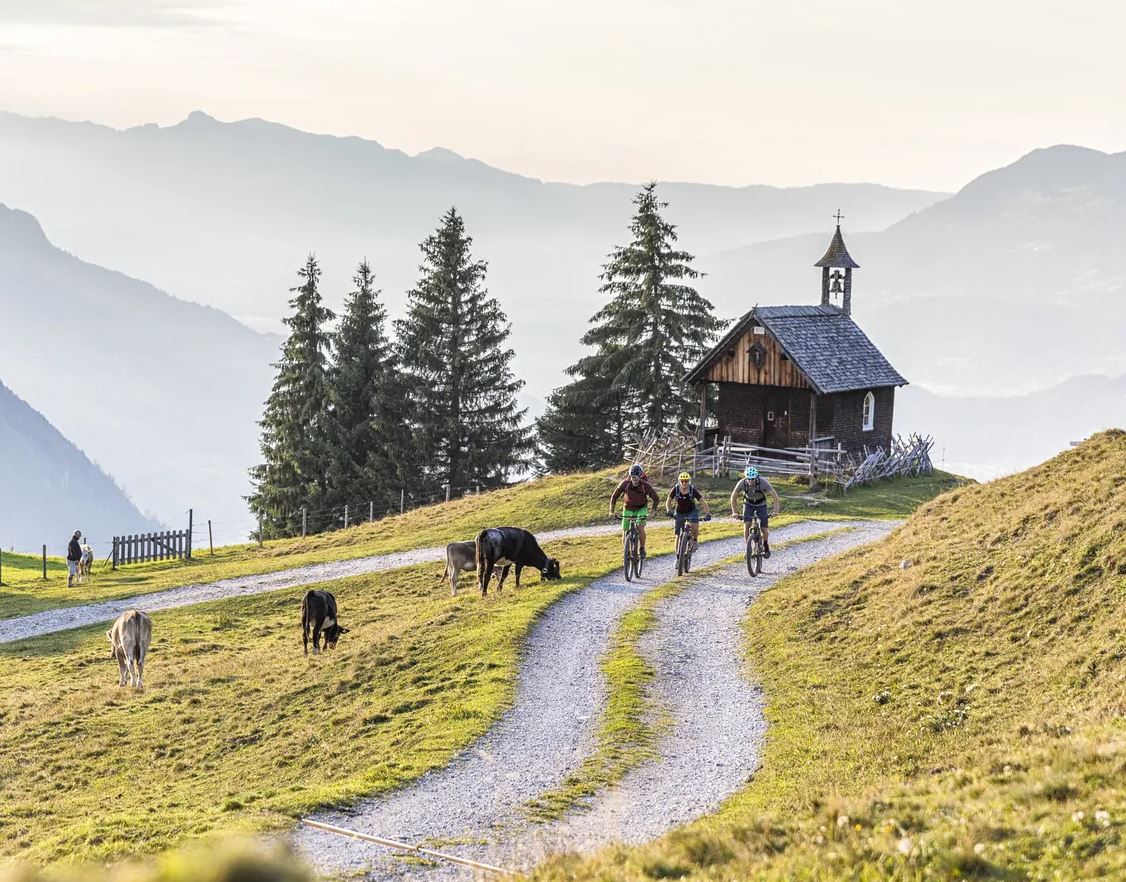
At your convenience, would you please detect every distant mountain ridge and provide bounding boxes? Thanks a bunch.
[0,203,277,531]
[0,378,159,553]
[0,109,946,399]
[700,144,1126,395]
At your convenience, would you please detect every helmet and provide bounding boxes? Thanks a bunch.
[629,464,644,478]
[744,466,759,479]
[678,471,691,482]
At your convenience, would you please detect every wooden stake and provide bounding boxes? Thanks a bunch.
[208,519,214,555]
[369,500,374,522]
[344,504,349,530]
[301,507,307,538]
[400,489,405,515]
[187,509,193,560]
[42,544,47,581]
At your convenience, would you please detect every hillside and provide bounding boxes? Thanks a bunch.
[0,379,158,552]
[0,204,277,528]
[701,145,1126,397]
[0,110,943,397]
[535,430,1125,881]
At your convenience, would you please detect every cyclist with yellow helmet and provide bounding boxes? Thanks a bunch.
[666,471,711,551]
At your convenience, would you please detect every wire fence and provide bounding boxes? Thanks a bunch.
[0,481,499,583]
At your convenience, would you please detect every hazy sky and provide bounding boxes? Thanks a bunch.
[1,1,1123,190]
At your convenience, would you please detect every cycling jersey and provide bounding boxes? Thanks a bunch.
[737,476,774,506]
[667,484,702,515]
[612,478,659,511]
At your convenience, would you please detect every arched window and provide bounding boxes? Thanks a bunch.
[862,391,875,431]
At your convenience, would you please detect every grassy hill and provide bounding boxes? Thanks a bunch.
[0,465,957,867]
[0,467,958,620]
[534,430,1125,881]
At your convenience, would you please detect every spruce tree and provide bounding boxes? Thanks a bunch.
[248,254,335,537]
[537,183,722,470]
[397,208,531,494]
[325,260,409,516]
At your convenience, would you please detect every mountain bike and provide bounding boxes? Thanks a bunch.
[674,514,711,576]
[739,511,764,576]
[614,512,645,581]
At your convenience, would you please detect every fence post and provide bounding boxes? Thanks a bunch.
[208,520,214,555]
[444,483,451,503]
[369,500,374,522]
[344,504,349,530]
[301,507,307,538]
[400,489,404,515]
[42,544,47,580]
[0,548,3,586]
[187,509,193,560]
[258,514,263,546]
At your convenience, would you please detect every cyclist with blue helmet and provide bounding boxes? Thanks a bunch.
[730,466,781,558]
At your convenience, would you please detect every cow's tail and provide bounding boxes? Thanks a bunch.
[474,529,488,591]
[437,559,449,583]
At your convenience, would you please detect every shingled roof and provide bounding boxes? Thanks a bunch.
[814,225,860,269]
[684,305,907,395]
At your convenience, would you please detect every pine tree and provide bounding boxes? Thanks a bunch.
[325,260,409,516]
[535,357,635,472]
[247,254,335,537]
[397,208,531,494]
[537,183,722,470]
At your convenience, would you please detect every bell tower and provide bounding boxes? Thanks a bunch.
[815,211,860,316]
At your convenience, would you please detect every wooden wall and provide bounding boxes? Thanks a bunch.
[702,321,810,389]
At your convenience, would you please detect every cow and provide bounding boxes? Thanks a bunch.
[439,540,480,597]
[106,609,153,688]
[474,527,562,596]
[301,589,348,656]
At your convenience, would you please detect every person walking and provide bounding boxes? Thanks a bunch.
[66,530,82,588]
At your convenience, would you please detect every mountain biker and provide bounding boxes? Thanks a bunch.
[610,464,660,558]
[666,471,711,550]
[730,466,781,558]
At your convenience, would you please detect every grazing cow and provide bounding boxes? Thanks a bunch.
[106,609,153,688]
[474,527,562,596]
[301,589,348,656]
[439,540,481,597]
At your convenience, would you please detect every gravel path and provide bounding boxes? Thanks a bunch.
[0,522,652,644]
[294,520,895,879]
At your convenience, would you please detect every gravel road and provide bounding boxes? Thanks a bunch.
[295,520,897,879]
[0,522,651,644]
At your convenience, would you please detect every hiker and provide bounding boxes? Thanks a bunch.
[66,530,83,587]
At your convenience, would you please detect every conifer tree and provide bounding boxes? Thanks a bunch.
[247,254,335,537]
[397,208,531,494]
[325,260,409,515]
[537,183,722,470]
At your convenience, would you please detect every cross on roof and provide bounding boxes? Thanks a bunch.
[833,209,844,225]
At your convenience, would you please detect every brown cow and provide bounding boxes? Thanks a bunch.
[106,609,153,688]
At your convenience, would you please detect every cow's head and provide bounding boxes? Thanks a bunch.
[323,623,349,649]
[541,558,562,581]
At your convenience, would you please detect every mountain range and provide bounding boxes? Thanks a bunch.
[0,378,158,553]
[0,204,277,537]
[0,110,945,399]
[0,109,1122,534]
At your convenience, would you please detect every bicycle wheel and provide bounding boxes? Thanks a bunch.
[675,529,688,576]
[753,532,763,575]
[634,540,644,579]
[623,531,633,582]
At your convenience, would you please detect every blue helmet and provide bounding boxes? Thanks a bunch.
[744,466,759,480]
[629,463,644,478]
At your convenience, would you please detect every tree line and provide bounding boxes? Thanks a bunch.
[248,185,723,538]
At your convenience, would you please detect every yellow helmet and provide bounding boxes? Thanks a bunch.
[678,471,691,482]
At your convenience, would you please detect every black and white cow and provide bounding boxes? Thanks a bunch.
[301,589,348,656]
[474,527,562,596]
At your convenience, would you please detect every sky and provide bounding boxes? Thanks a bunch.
[1,0,1124,191]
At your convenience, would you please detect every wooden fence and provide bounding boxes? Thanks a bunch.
[625,432,934,490]
[113,528,192,568]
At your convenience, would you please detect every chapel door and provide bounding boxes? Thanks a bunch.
[763,390,790,449]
